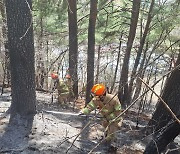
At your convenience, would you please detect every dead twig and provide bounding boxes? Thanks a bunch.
[152,138,160,154]
[65,121,92,153]
[165,147,180,154]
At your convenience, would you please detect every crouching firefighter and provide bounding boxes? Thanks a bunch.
[51,73,72,104]
[81,84,123,151]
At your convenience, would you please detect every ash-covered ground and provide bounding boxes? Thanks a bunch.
[0,89,179,154]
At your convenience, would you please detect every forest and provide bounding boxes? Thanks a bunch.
[0,0,180,153]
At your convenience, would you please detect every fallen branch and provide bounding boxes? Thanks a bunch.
[0,146,28,153]
[65,121,92,153]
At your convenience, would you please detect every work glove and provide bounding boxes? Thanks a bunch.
[78,110,84,116]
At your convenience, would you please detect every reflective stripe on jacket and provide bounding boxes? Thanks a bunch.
[57,80,69,95]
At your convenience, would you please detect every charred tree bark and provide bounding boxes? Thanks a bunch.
[6,0,36,116]
[86,0,97,103]
[144,115,180,154]
[147,51,180,133]
[68,0,78,97]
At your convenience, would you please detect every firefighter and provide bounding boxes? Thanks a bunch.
[65,74,74,99]
[81,83,123,151]
[50,73,59,91]
[51,73,73,104]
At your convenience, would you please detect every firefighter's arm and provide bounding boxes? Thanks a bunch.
[81,98,97,115]
[108,102,122,122]
[61,92,70,95]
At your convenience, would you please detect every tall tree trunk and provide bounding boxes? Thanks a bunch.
[95,45,101,84]
[128,0,155,102]
[132,42,148,101]
[36,15,46,90]
[118,0,141,107]
[6,0,36,116]
[0,0,10,88]
[147,51,180,133]
[86,0,98,103]
[68,0,78,98]
[110,33,123,94]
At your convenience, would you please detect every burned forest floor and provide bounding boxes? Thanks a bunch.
[0,88,179,154]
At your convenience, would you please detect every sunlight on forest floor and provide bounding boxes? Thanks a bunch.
[0,88,178,154]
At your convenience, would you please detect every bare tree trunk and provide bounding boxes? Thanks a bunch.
[6,0,36,116]
[133,42,149,101]
[110,33,123,93]
[68,0,78,97]
[35,14,46,90]
[86,0,98,103]
[118,0,140,107]
[128,0,155,102]
[0,0,10,89]
[95,45,101,84]
[44,40,49,90]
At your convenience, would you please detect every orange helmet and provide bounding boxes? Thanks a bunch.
[66,74,71,79]
[91,84,106,96]
[51,73,58,79]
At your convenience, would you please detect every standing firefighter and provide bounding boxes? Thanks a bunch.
[81,83,123,151]
[51,73,74,104]
[65,74,74,99]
